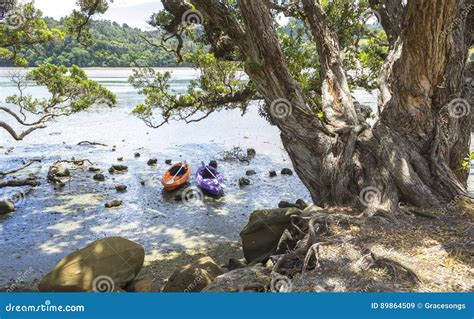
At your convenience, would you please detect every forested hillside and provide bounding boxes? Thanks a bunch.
[0,18,184,67]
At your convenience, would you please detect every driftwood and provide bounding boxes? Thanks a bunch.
[0,178,39,188]
[0,159,42,177]
[77,141,108,147]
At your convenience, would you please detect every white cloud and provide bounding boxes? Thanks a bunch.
[35,0,76,19]
[34,0,162,29]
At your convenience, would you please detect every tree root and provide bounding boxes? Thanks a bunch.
[360,250,422,285]
[272,208,360,275]
[302,238,353,274]
[398,204,439,220]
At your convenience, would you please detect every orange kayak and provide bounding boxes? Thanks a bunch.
[161,162,191,191]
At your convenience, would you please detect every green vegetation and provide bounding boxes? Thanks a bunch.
[0,17,184,67]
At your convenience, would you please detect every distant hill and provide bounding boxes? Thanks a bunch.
[0,18,186,67]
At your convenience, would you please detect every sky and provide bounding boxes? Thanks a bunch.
[34,0,163,30]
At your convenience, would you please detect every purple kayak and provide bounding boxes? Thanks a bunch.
[196,165,225,197]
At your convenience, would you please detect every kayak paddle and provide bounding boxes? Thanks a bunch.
[167,163,185,185]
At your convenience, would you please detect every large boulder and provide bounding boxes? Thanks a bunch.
[240,208,301,264]
[0,200,15,215]
[163,256,224,292]
[38,237,144,292]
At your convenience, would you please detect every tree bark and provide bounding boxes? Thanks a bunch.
[176,0,471,212]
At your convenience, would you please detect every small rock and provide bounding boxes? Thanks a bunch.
[88,167,101,173]
[163,256,224,292]
[278,201,294,209]
[140,181,145,186]
[147,159,158,166]
[117,157,123,162]
[115,184,128,192]
[247,148,256,157]
[279,199,308,210]
[134,153,141,158]
[112,165,128,172]
[281,168,293,176]
[269,170,277,177]
[105,200,122,208]
[108,167,115,174]
[239,177,251,187]
[295,198,309,209]
[93,174,105,181]
[245,170,257,176]
[226,258,245,271]
[0,200,15,215]
[165,159,172,165]
[125,277,161,292]
[55,165,70,177]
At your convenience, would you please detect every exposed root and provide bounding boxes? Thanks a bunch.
[398,203,439,220]
[360,250,422,285]
[302,239,350,273]
[272,208,360,275]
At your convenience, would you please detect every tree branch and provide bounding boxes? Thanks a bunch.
[0,121,46,141]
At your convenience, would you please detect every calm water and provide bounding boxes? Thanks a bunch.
[0,68,470,288]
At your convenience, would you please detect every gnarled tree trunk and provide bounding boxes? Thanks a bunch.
[173,0,472,213]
